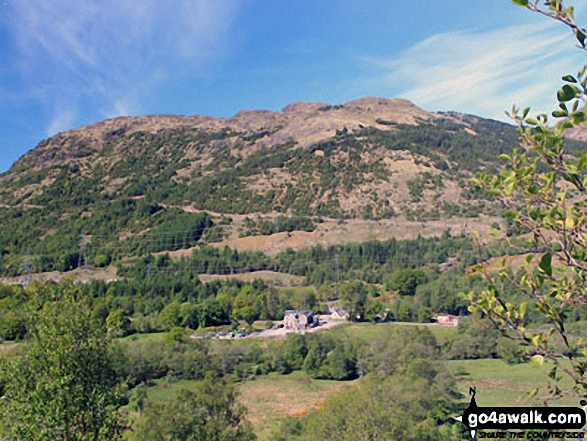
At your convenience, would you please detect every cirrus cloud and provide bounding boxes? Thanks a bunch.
[4,0,240,136]
[356,22,585,121]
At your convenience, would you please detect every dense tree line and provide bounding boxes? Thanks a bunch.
[121,234,486,285]
[0,277,320,341]
[0,201,217,276]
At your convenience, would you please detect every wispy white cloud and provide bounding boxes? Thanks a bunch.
[5,0,239,133]
[46,107,77,137]
[111,100,134,119]
[356,22,585,121]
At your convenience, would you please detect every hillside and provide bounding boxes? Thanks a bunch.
[2,96,585,277]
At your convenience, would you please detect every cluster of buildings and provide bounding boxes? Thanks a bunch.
[283,307,349,330]
[282,310,459,330]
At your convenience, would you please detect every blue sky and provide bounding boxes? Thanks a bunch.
[0,0,585,172]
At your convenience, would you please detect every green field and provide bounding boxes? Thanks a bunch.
[142,378,205,401]
[448,359,579,407]
[331,321,459,345]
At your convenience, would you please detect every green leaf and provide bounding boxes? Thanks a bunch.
[552,110,568,118]
[512,0,529,6]
[565,163,578,174]
[532,354,544,365]
[548,366,558,380]
[563,75,577,83]
[504,180,516,196]
[520,302,528,318]
[538,253,552,277]
[577,29,587,47]
[527,184,539,194]
[549,0,561,12]
[572,111,586,124]
[525,117,539,125]
[577,151,587,170]
[558,84,580,102]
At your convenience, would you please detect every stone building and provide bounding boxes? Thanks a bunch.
[283,310,316,330]
[435,313,459,327]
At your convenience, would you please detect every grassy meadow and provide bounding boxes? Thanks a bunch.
[448,359,579,407]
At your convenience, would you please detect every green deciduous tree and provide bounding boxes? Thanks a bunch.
[199,297,229,327]
[283,333,308,371]
[0,286,124,440]
[0,310,27,341]
[338,280,367,321]
[129,376,256,441]
[160,300,182,330]
[232,285,262,325]
[180,301,199,329]
[301,375,459,441]
[387,268,428,296]
[469,0,587,401]
[165,325,188,345]
[105,308,130,337]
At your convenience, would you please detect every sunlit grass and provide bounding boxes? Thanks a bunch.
[448,359,580,407]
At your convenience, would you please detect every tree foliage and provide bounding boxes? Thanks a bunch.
[273,373,460,441]
[129,376,256,441]
[469,0,587,402]
[387,268,428,296]
[0,286,124,440]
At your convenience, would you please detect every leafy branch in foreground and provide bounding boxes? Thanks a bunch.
[514,0,587,50]
[467,0,587,403]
